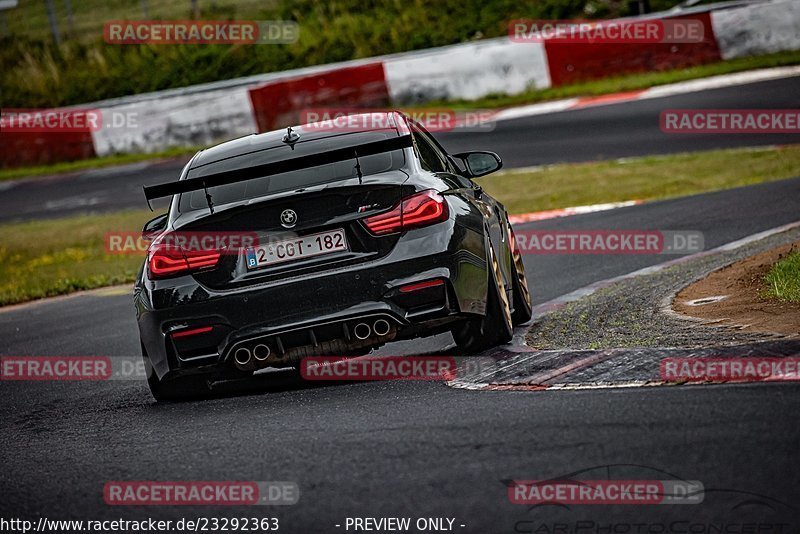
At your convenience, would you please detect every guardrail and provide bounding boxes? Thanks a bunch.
[2,0,798,168]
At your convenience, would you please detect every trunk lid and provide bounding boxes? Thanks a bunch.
[172,172,414,289]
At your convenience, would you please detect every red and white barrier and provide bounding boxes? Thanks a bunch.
[2,0,798,168]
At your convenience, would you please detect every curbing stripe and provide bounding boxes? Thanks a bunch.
[450,220,800,392]
[507,201,642,225]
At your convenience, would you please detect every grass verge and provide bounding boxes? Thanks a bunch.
[2,144,799,307]
[483,145,800,214]
[0,210,153,307]
[763,250,800,302]
[0,147,197,182]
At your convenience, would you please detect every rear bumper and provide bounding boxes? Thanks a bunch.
[135,221,487,380]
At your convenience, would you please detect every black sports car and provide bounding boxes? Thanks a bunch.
[136,111,531,400]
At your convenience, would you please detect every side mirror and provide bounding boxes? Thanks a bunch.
[141,213,168,242]
[452,151,503,178]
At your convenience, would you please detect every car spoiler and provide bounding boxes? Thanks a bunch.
[142,134,414,210]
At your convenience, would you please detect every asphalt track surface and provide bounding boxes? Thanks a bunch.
[3,176,800,529]
[1,75,798,223]
[2,76,800,530]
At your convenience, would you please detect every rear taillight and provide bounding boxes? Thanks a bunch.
[363,189,449,235]
[148,241,222,279]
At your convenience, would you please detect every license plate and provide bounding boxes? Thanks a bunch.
[245,229,348,269]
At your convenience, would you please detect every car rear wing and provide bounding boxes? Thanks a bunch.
[142,134,414,210]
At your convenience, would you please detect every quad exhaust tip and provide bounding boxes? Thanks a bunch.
[236,318,393,365]
[353,322,371,340]
[253,344,271,361]
[373,319,391,337]
[234,347,251,366]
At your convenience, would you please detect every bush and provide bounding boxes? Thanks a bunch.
[0,0,688,108]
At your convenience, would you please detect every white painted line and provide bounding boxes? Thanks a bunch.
[492,98,579,122]
[490,66,800,124]
[530,220,800,321]
[642,65,800,100]
[508,200,642,225]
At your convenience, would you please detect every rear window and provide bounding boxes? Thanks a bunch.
[179,132,406,212]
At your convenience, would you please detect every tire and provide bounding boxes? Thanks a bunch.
[452,243,513,353]
[508,226,532,325]
[142,344,212,402]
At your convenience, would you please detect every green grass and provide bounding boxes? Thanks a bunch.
[0,146,197,181]
[482,145,800,214]
[5,0,686,45]
[763,250,800,303]
[3,144,799,307]
[0,209,153,306]
[4,0,276,42]
[428,50,800,110]
[1,0,699,108]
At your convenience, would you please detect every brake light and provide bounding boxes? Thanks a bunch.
[363,190,449,235]
[148,241,222,279]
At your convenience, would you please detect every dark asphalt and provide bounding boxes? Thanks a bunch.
[2,178,800,530]
[439,75,800,167]
[1,75,798,223]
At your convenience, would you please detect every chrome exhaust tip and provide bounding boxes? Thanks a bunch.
[373,319,391,337]
[353,322,371,340]
[253,344,271,361]
[234,347,252,366]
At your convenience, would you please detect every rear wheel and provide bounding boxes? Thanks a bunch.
[452,244,513,353]
[142,344,212,402]
[509,226,532,325]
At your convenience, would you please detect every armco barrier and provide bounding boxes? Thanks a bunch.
[712,0,800,59]
[545,13,722,86]
[3,0,799,168]
[248,63,390,133]
[90,86,257,157]
[0,130,96,169]
[383,38,549,104]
